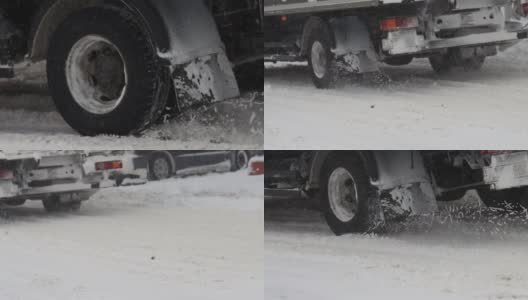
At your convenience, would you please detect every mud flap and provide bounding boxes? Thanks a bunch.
[329,16,379,74]
[172,52,240,110]
[384,182,438,217]
[374,151,439,218]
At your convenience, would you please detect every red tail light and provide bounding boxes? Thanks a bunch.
[523,3,528,16]
[249,160,264,176]
[95,160,123,171]
[0,170,14,180]
[380,16,419,31]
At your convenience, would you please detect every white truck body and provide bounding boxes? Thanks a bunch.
[0,151,99,201]
[265,0,528,79]
[484,151,528,190]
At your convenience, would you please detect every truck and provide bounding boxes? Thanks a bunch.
[0,0,263,135]
[265,150,528,235]
[264,0,528,88]
[0,151,146,212]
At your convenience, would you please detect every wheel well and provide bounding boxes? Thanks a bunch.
[300,16,335,57]
[29,0,169,61]
[307,151,378,190]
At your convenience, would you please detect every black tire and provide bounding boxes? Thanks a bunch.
[115,178,125,186]
[430,50,486,74]
[320,154,374,235]
[307,25,337,89]
[478,187,528,211]
[148,152,173,181]
[232,151,250,171]
[4,199,26,206]
[429,54,452,74]
[47,6,170,136]
[384,56,413,66]
[437,190,467,202]
[42,195,82,212]
[461,55,485,71]
[234,61,264,92]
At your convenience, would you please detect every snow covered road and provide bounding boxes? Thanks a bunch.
[0,63,263,150]
[265,42,528,149]
[265,196,528,300]
[0,171,263,300]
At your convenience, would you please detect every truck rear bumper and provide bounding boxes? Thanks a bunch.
[484,152,528,190]
[382,5,528,56]
[382,29,528,56]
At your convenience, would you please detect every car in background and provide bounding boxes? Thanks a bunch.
[136,151,261,181]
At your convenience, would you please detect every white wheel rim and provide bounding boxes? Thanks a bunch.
[237,151,249,169]
[328,167,359,222]
[311,41,328,79]
[153,158,170,180]
[65,35,128,115]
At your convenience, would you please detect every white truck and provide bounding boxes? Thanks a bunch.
[264,0,528,88]
[0,0,263,135]
[0,151,146,212]
[265,151,528,235]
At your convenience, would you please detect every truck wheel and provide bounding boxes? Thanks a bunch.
[384,56,413,66]
[461,55,485,71]
[232,151,250,171]
[148,153,173,181]
[4,199,26,206]
[308,26,337,89]
[430,51,485,74]
[47,6,170,136]
[42,195,82,212]
[478,187,528,211]
[320,154,373,235]
[429,54,452,74]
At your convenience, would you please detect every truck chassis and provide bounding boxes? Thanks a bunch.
[265,150,528,235]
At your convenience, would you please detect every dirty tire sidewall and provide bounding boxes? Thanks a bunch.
[308,25,337,89]
[462,56,485,71]
[47,6,169,136]
[320,154,372,235]
[478,187,526,211]
[429,54,452,75]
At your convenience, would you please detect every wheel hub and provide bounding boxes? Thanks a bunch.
[152,158,170,180]
[66,35,127,114]
[328,168,359,222]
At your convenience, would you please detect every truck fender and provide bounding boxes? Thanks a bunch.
[307,150,379,190]
[300,16,332,56]
[31,0,239,107]
[30,0,169,60]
